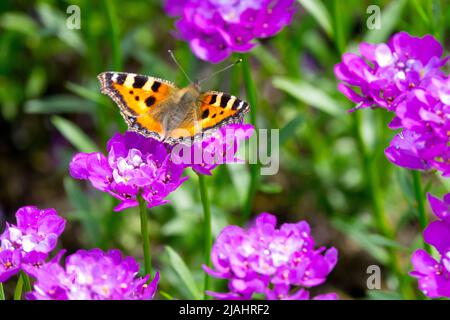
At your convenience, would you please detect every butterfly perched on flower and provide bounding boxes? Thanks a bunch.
[98,57,250,145]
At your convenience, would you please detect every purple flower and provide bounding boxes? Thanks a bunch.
[384,86,450,176]
[335,33,450,177]
[164,0,296,63]
[385,129,432,171]
[392,88,450,136]
[171,124,254,175]
[0,249,21,282]
[423,193,450,256]
[335,32,448,110]
[27,249,160,300]
[70,132,187,211]
[203,213,338,300]
[0,206,66,282]
[410,193,450,298]
[428,76,450,105]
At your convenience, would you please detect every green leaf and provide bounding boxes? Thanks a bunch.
[63,177,100,245]
[280,115,304,144]
[395,168,415,205]
[332,218,389,264]
[227,161,250,207]
[0,82,21,120]
[25,67,47,98]
[37,3,86,55]
[131,50,174,80]
[159,290,175,300]
[301,29,335,68]
[363,0,407,43]
[251,45,285,74]
[367,290,403,300]
[259,182,283,194]
[51,116,98,153]
[297,0,333,37]
[25,95,96,114]
[411,0,430,25]
[165,246,201,300]
[65,82,107,106]
[273,77,343,116]
[368,234,408,251]
[0,12,38,36]
[64,177,91,214]
[0,283,4,300]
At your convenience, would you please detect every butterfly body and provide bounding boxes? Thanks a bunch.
[160,83,201,136]
[98,72,249,145]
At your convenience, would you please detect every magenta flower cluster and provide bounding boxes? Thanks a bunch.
[70,132,188,211]
[0,206,159,300]
[410,193,450,298]
[385,83,450,176]
[335,32,449,176]
[63,126,254,300]
[70,126,254,210]
[164,0,296,63]
[0,206,65,282]
[28,249,160,300]
[172,124,254,175]
[203,213,338,300]
[335,32,447,110]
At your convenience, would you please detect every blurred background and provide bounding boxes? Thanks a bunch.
[0,0,449,299]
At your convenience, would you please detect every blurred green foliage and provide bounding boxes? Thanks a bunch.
[0,0,449,299]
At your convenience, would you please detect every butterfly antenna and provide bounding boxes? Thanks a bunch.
[168,49,193,83]
[198,58,243,84]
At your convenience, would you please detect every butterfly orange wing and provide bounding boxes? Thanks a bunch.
[166,91,250,144]
[98,72,177,140]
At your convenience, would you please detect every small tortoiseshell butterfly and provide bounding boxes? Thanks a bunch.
[98,59,250,145]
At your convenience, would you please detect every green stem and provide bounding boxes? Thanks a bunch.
[105,0,122,70]
[160,290,174,300]
[332,0,346,55]
[353,113,414,299]
[14,274,24,300]
[243,165,259,222]
[412,171,432,253]
[230,59,241,96]
[241,57,260,224]
[241,58,258,127]
[198,173,212,300]
[138,194,152,277]
[22,272,31,293]
[0,283,5,300]
[427,0,436,37]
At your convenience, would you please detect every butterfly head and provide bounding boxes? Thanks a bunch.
[191,80,201,92]
[179,82,201,102]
